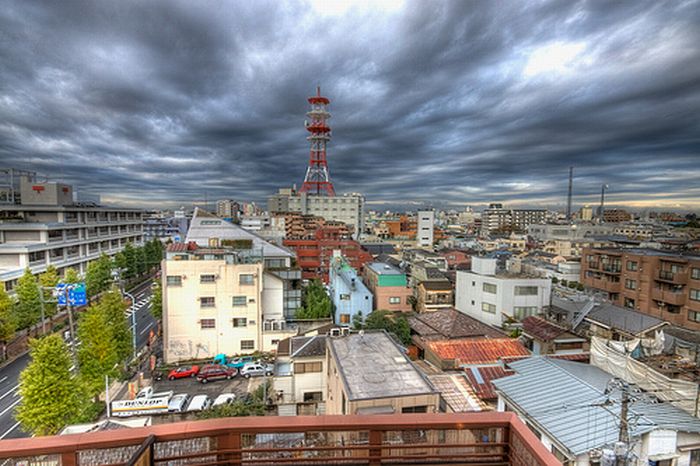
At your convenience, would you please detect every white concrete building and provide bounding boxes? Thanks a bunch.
[455,257,551,326]
[268,188,364,238]
[0,170,143,292]
[273,335,327,416]
[417,210,435,247]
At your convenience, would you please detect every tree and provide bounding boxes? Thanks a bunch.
[63,268,80,284]
[121,242,137,279]
[14,268,41,330]
[85,254,113,298]
[295,280,332,319]
[16,335,88,436]
[364,310,412,346]
[38,265,59,317]
[351,311,364,330]
[134,246,147,277]
[150,279,162,320]
[77,302,118,397]
[551,276,559,284]
[0,286,16,360]
[100,287,131,362]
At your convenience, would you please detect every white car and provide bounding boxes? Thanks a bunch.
[187,394,212,412]
[212,393,236,407]
[168,393,190,413]
[240,363,274,378]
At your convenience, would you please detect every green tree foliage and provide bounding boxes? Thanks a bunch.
[351,311,364,330]
[0,286,16,357]
[150,279,162,320]
[295,280,332,319]
[197,382,268,420]
[14,268,41,330]
[16,335,89,436]
[363,310,412,346]
[551,276,559,284]
[85,254,113,298]
[113,250,129,278]
[38,265,59,317]
[63,268,80,284]
[121,242,137,279]
[100,287,131,362]
[77,302,119,397]
[144,239,164,270]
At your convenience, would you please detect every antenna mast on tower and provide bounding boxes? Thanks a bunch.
[299,87,336,196]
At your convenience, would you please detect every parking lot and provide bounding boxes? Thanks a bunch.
[147,371,269,423]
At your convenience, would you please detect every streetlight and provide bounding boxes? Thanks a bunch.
[112,268,137,360]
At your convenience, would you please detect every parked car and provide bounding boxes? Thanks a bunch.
[168,393,190,413]
[196,364,237,384]
[213,354,258,369]
[240,362,274,378]
[212,393,236,407]
[186,394,212,412]
[168,365,200,380]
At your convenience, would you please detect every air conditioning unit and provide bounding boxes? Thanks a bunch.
[341,327,350,336]
[330,328,341,337]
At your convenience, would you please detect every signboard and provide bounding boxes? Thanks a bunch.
[55,283,88,306]
[111,397,170,417]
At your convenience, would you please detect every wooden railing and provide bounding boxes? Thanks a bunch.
[0,412,561,466]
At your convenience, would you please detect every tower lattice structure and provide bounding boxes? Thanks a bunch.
[299,87,336,196]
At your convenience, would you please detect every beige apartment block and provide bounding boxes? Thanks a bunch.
[163,243,295,363]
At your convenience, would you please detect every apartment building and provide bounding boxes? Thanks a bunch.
[602,208,632,223]
[417,210,434,247]
[325,331,440,415]
[455,257,551,327]
[511,209,546,232]
[481,204,546,235]
[162,241,296,363]
[273,335,328,416]
[580,247,700,330]
[268,188,364,238]
[215,199,239,219]
[364,262,413,312]
[328,253,373,325]
[0,170,143,292]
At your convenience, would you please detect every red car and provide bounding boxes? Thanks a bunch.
[168,365,199,380]
[196,364,237,383]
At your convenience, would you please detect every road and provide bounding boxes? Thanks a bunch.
[0,279,157,440]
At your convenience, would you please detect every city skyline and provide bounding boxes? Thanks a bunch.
[0,1,699,210]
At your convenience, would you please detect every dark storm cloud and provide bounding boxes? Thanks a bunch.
[0,0,699,210]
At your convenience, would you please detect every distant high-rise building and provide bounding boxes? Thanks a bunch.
[580,204,593,221]
[417,210,435,247]
[216,199,238,219]
[481,203,511,235]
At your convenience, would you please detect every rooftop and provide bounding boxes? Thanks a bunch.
[463,365,514,401]
[424,338,530,366]
[522,316,581,342]
[327,331,436,401]
[426,373,488,412]
[583,302,666,335]
[409,308,505,340]
[366,261,404,275]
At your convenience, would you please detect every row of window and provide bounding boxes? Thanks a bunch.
[481,282,539,295]
[200,296,253,308]
[166,274,256,287]
[200,318,249,328]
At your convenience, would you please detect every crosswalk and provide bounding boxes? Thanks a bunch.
[125,296,151,317]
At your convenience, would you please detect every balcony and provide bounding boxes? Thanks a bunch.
[586,276,620,293]
[0,413,559,466]
[600,264,621,274]
[651,288,687,306]
[656,270,688,285]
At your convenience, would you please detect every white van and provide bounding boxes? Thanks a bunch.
[187,394,212,412]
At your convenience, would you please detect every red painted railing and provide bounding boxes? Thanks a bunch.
[0,412,561,466]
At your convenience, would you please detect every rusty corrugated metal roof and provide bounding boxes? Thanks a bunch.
[425,338,530,365]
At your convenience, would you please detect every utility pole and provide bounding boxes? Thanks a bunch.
[619,388,630,445]
[566,166,573,221]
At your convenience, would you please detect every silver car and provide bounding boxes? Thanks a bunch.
[240,362,274,378]
[168,393,190,413]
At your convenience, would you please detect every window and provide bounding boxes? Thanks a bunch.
[340,314,350,324]
[200,274,216,283]
[232,296,247,306]
[201,220,222,225]
[692,268,700,280]
[625,279,637,290]
[296,362,323,373]
[233,318,247,327]
[690,448,700,466]
[514,286,538,296]
[626,261,638,271]
[340,293,351,300]
[389,297,401,304]
[241,340,255,350]
[483,283,497,294]
[166,275,182,286]
[689,311,700,323]
[200,319,215,329]
[402,406,428,413]
[624,297,635,309]
[513,306,537,319]
[690,289,700,302]
[481,302,496,314]
[200,297,215,308]
[670,264,684,274]
[239,274,255,285]
[303,391,323,402]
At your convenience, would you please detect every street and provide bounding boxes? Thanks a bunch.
[0,279,157,440]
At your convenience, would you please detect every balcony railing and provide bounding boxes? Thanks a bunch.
[657,270,688,284]
[0,413,560,466]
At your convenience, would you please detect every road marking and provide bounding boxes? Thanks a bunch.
[0,376,7,384]
[0,398,21,417]
[0,421,21,440]
[0,384,19,402]
[140,323,154,336]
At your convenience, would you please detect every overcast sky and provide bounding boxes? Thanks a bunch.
[1,0,699,211]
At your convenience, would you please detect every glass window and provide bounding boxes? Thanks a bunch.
[340,293,351,300]
[626,261,638,271]
[239,274,255,285]
[670,264,684,274]
[389,297,400,304]
[200,274,216,283]
[689,311,700,323]
[241,340,255,350]
[692,268,700,280]
[340,314,350,323]
[690,289,700,302]
[232,296,247,306]
[625,279,637,290]
[200,319,215,329]
[513,306,537,319]
[481,302,496,314]
[233,318,247,327]
[514,286,538,296]
[296,362,322,373]
[166,275,182,286]
[200,297,215,308]
[401,406,428,413]
[483,283,497,294]
[624,297,635,308]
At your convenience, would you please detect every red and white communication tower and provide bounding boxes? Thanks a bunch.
[299,86,336,196]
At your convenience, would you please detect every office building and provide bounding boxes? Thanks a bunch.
[580,247,700,330]
[417,210,434,247]
[0,169,143,292]
[328,253,373,325]
[455,257,551,327]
